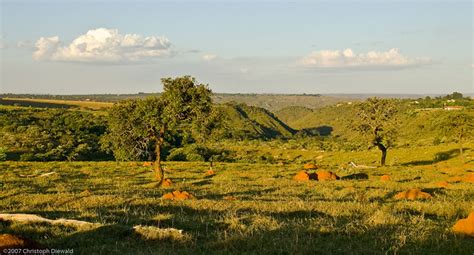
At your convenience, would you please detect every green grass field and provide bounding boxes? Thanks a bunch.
[1,144,473,254]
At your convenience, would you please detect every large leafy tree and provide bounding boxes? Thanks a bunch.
[353,98,400,166]
[104,76,213,184]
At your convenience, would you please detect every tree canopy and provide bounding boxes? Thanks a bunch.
[436,110,474,157]
[103,76,213,184]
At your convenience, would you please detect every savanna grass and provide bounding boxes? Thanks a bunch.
[1,144,473,254]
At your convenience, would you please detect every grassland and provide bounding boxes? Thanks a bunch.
[1,144,473,254]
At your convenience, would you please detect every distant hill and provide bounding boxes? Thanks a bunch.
[1,93,354,111]
[274,106,314,128]
[212,94,350,111]
[2,92,470,111]
[215,103,295,139]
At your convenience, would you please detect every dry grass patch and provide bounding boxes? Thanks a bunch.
[303,163,318,170]
[393,189,432,200]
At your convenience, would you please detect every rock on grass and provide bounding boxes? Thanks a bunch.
[162,191,194,200]
[452,212,474,236]
[393,189,432,200]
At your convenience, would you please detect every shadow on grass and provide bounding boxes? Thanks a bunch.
[2,204,473,254]
[401,148,468,166]
[341,173,369,180]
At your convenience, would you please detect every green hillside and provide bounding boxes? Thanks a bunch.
[280,102,474,148]
[275,106,314,128]
[216,103,295,139]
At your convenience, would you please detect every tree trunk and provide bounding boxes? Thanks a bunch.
[377,143,387,166]
[459,141,464,163]
[154,142,164,185]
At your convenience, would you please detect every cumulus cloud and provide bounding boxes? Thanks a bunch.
[301,48,429,68]
[33,36,61,60]
[202,54,218,61]
[33,28,172,63]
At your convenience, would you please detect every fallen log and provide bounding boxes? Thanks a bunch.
[18,172,57,178]
[349,161,377,169]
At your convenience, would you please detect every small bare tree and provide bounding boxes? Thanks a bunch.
[353,98,399,166]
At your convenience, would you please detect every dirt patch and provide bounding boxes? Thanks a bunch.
[316,170,339,181]
[463,173,474,183]
[303,163,318,170]
[393,189,432,200]
[162,191,194,200]
[380,175,391,181]
[447,176,462,183]
[452,212,474,236]
[0,234,44,249]
[436,181,450,188]
[223,196,237,201]
[161,179,173,187]
[143,162,153,167]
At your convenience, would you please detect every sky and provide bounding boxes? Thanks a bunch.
[0,0,473,94]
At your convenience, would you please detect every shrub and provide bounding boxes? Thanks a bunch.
[0,147,6,161]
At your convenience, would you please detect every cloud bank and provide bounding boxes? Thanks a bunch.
[301,48,429,68]
[33,28,172,63]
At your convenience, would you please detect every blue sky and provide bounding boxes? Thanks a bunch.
[1,0,472,94]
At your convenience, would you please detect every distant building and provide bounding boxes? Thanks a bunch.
[446,99,456,103]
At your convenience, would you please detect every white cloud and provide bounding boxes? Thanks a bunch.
[33,36,61,60]
[202,54,218,61]
[33,28,172,63]
[301,48,429,68]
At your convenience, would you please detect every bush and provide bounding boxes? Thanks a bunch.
[20,153,36,161]
[0,147,7,161]
[166,144,232,162]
